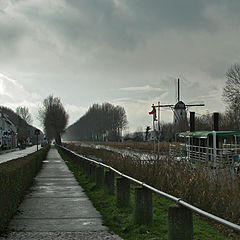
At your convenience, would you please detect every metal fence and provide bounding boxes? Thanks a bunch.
[169,143,240,168]
[58,144,240,233]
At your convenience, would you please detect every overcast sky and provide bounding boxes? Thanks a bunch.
[1,0,240,132]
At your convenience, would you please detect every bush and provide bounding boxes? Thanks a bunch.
[0,145,50,232]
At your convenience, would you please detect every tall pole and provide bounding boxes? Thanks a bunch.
[158,101,160,153]
[190,112,195,132]
[213,130,217,169]
[213,112,219,148]
[153,112,156,153]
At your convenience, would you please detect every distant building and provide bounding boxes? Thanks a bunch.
[0,112,17,149]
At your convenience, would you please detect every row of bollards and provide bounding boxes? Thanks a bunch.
[64,150,193,240]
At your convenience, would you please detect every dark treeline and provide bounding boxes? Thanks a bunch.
[64,103,128,141]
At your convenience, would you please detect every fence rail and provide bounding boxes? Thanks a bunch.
[170,143,240,168]
[57,144,240,233]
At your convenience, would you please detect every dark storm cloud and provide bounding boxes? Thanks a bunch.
[0,0,239,59]
[7,0,220,52]
[0,8,27,54]
[0,0,239,129]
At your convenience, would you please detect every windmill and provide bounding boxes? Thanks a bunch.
[149,78,204,152]
[150,78,204,125]
[172,78,204,123]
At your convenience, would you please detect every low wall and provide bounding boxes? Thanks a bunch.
[0,145,50,232]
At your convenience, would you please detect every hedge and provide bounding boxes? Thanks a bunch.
[0,145,50,232]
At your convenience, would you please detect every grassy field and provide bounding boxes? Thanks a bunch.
[59,147,238,239]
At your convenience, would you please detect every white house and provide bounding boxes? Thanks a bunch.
[0,112,17,150]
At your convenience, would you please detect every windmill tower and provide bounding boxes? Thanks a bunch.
[173,78,204,124]
[173,79,187,124]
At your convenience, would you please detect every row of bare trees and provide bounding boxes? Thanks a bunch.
[64,103,127,141]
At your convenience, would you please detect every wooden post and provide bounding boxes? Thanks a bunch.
[168,204,193,240]
[95,166,104,186]
[90,164,96,181]
[213,130,217,168]
[82,160,86,173]
[190,112,195,132]
[86,161,91,177]
[134,186,153,224]
[213,112,219,131]
[79,158,84,169]
[104,170,115,194]
[116,177,130,207]
[83,161,90,176]
[213,112,219,148]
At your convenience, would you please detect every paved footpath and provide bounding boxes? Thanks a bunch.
[0,146,122,240]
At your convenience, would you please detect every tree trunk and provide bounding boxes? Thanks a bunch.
[55,133,62,145]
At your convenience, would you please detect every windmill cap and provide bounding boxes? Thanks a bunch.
[174,101,186,109]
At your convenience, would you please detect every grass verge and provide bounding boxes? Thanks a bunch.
[58,148,234,240]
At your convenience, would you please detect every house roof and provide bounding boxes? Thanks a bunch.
[177,131,240,139]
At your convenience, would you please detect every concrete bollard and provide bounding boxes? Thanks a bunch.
[168,204,193,240]
[104,170,115,194]
[116,177,130,207]
[134,186,153,224]
[95,166,104,186]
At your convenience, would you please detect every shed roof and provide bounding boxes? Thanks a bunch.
[177,131,240,139]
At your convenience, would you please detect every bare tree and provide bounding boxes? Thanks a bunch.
[39,95,68,145]
[16,106,32,124]
[223,64,240,110]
